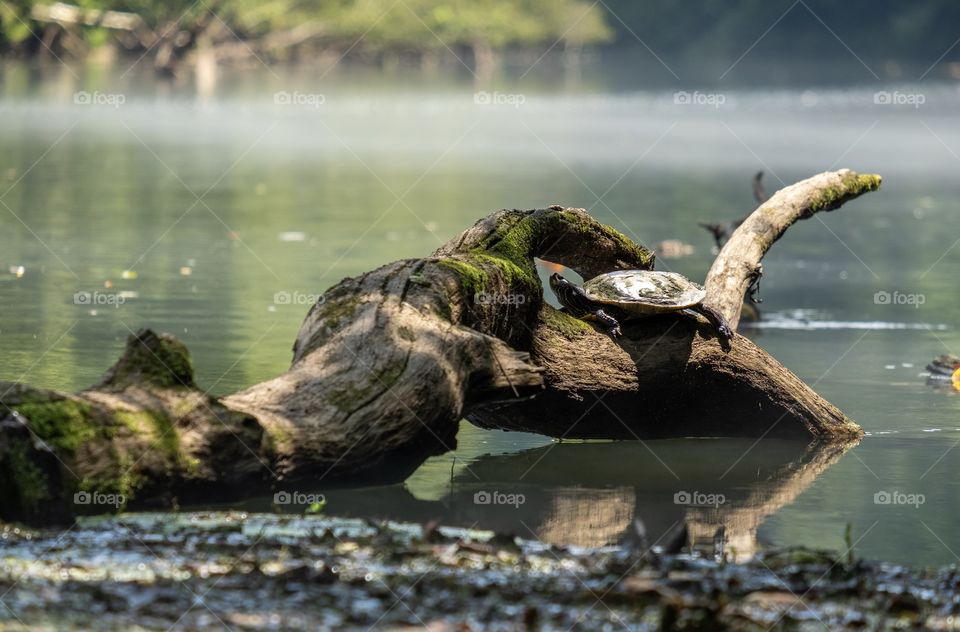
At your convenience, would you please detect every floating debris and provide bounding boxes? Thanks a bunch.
[121,270,137,280]
[927,354,960,378]
[279,231,308,242]
[179,266,193,276]
[655,239,696,259]
[8,265,24,278]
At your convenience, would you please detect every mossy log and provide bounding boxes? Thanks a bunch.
[1,169,880,524]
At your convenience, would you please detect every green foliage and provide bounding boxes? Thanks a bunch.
[2,0,959,61]
[0,0,612,54]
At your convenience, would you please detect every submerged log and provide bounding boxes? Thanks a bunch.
[0,169,880,524]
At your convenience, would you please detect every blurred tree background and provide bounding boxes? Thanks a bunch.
[2,0,958,78]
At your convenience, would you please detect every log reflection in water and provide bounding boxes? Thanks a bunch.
[256,438,855,560]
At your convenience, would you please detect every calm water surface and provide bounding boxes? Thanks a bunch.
[1,64,960,567]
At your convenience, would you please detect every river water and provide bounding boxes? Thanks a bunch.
[1,62,959,567]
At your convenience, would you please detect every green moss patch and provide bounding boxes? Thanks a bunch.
[438,258,490,297]
[542,307,594,339]
[810,172,882,212]
[101,329,195,389]
[14,399,98,453]
[114,409,181,464]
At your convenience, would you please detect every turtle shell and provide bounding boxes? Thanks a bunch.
[582,270,705,311]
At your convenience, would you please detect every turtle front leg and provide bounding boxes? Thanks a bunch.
[688,304,733,344]
[593,309,622,337]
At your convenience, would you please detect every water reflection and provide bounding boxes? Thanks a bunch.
[239,438,854,561]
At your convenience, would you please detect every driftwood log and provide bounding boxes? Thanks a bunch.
[0,169,880,524]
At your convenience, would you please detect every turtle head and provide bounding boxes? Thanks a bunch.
[548,273,569,294]
[549,273,587,313]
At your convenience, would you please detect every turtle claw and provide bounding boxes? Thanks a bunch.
[716,322,733,342]
[691,304,734,347]
[593,309,622,338]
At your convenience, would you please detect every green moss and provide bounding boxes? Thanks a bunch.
[105,330,195,389]
[397,326,416,341]
[115,410,180,464]
[479,212,540,269]
[476,209,653,275]
[810,172,882,212]
[542,307,593,339]
[7,439,50,511]
[441,210,654,312]
[557,210,654,270]
[438,258,489,296]
[146,338,194,388]
[472,253,538,289]
[14,399,97,453]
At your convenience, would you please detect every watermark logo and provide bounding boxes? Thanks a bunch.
[474,91,526,108]
[73,290,126,308]
[673,91,726,108]
[274,91,326,108]
[674,490,726,508]
[473,490,525,508]
[474,292,527,306]
[874,91,925,108]
[273,291,326,306]
[874,490,925,507]
[74,490,125,507]
[874,290,925,308]
[273,491,326,505]
[74,91,126,108]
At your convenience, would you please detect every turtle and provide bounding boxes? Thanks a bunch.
[549,270,733,343]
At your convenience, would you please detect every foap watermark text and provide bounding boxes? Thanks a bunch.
[473,490,525,508]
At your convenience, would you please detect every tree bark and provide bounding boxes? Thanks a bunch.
[0,170,880,525]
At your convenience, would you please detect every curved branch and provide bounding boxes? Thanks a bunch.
[704,169,882,330]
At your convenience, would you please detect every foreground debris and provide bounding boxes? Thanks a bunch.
[0,512,956,631]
